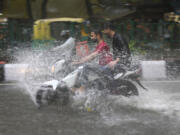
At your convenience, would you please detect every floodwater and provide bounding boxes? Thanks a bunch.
[1,39,180,135]
[0,81,180,135]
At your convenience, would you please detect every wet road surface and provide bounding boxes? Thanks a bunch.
[0,81,180,135]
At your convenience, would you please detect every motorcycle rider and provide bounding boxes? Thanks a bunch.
[72,29,112,66]
[71,29,113,92]
[103,22,131,68]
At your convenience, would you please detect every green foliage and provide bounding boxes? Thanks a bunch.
[129,40,146,55]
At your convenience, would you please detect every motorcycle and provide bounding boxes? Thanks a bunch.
[35,59,147,108]
[24,37,147,108]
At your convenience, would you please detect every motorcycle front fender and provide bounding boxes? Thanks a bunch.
[62,67,82,88]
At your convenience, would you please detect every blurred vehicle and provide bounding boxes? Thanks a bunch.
[32,17,89,49]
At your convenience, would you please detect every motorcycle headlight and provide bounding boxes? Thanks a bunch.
[51,65,55,73]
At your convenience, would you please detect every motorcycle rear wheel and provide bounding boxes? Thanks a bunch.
[109,79,139,97]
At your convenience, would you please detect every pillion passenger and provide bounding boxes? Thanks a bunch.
[104,22,131,68]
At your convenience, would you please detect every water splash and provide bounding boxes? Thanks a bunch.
[12,40,180,126]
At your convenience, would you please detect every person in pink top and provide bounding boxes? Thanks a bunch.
[73,29,112,66]
[72,30,113,93]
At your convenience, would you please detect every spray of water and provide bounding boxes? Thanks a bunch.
[12,40,180,127]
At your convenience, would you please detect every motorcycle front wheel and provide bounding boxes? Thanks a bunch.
[108,79,139,97]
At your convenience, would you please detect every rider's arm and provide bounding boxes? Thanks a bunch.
[108,58,119,68]
[115,58,120,62]
[74,51,98,65]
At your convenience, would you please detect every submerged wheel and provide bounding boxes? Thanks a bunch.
[109,79,139,97]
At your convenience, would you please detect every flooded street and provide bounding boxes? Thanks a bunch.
[0,81,180,135]
[1,0,180,134]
